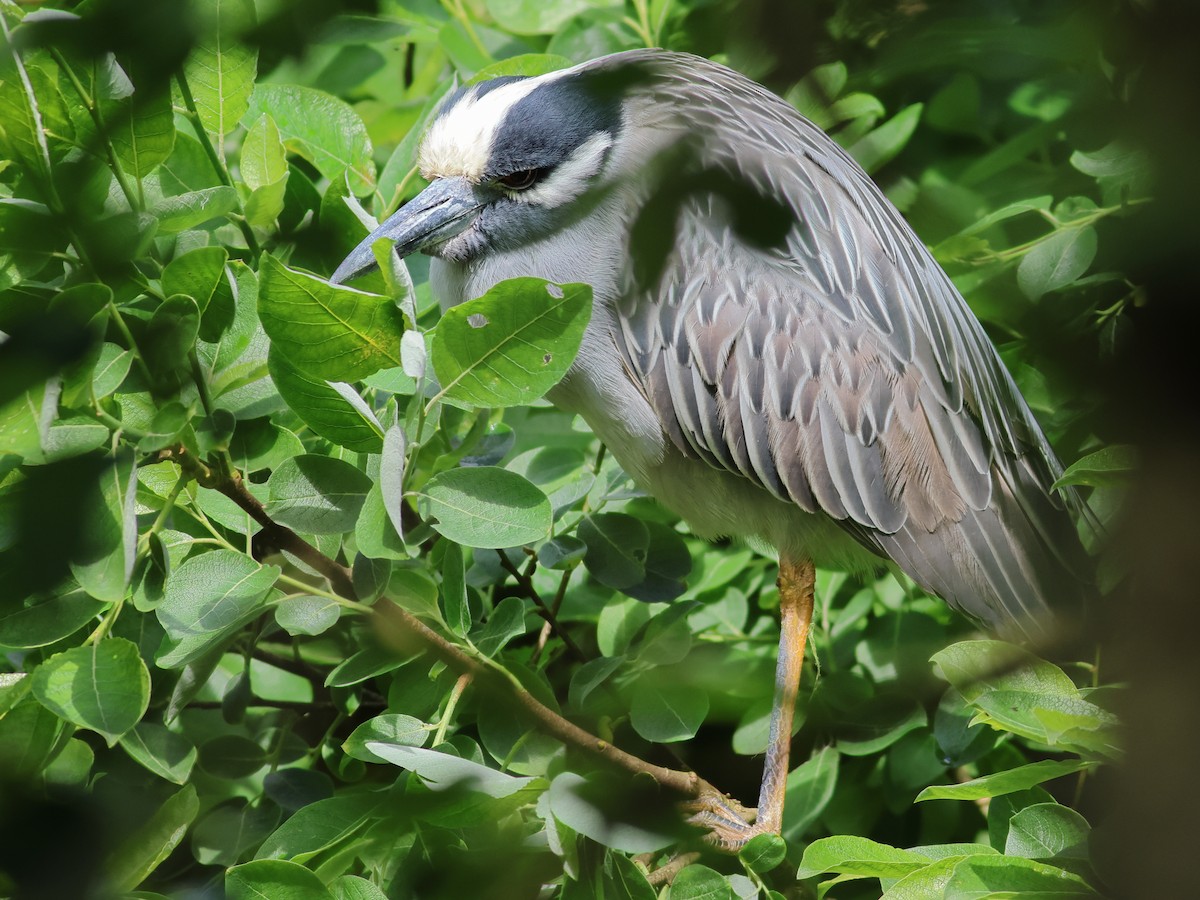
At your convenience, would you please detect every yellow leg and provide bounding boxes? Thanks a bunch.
[685,556,815,848]
[754,556,815,835]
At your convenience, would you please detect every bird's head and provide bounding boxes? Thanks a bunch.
[330,61,646,284]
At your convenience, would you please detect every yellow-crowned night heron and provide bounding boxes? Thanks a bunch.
[331,49,1090,847]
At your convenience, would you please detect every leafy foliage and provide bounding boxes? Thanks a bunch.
[0,0,1143,898]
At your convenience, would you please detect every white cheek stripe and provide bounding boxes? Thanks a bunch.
[519,131,613,206]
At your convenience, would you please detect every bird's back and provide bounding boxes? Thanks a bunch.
[589,51,1092,637]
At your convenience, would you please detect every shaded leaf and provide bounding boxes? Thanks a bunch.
[31,638,150,745]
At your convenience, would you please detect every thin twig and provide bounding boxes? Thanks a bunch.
[646,852,701,886]
[497,552,587,662]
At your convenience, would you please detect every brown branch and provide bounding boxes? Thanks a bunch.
[213,460,726,803]
[217,472,357,599]
[373,598,712,799]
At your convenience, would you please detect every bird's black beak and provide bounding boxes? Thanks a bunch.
[330,176,485,284]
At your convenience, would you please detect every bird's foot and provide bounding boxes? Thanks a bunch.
[682,790,771,852]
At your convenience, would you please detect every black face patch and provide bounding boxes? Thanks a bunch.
[485,73,625,178]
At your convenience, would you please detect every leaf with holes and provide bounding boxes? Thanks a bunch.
[430,278,591,407]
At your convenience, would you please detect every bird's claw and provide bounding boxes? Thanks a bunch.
[682,791,766,852]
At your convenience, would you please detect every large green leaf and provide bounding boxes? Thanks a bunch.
[107,785,199,892]
[156,550,280,668]
[430,279,592,407]
[70,449,137,603]
[916,759,1093,802]
[630,681,708,743]
[31,638,150,745]
[107,61,175,178]
[414,466,551,548]
[227,859,335,900]
[267,348,384,452]
[183,0,257,163]
[1005,802,1091,861]
[265,454,373,534]
[246,84,376,196]
[259,254,403,381]
[1017,226,1098,300]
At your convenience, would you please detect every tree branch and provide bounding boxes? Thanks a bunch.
[214,462,728,803]
[216,472,356,600]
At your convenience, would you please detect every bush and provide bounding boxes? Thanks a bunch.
[0,1,1143,897]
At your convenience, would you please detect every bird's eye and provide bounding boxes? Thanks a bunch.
[497,169,542,191]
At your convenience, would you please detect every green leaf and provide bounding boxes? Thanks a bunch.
[241,112,288,189]
[548,772,676,853]
[473,595,528,656]
[156,549,280,668]
[916,759,1093,802]
[1005,803,1091,861]
[255,793,380,861]
[70,449,137,602]
[0,673,31,716]
[568,656,624,710]
[259,254,403,380]
[470,52,575,79]
[343,714,428,762]
[579,513,648,590]
[603,853,657,900]
[150,186,239,233]
[630,681,709,743]
[108,785,199,893]
[668,865,734,900]
[268,348,384,452]
[1053,445,1136,489]
[192,799,282,867]
[31,637,150,745]
[941,854,1098,897]
[183,0,258,164]
[430,279,592,407]
[415,466,551,549]
[740,833,787,875]
[246,84,376,196]
[782,745,840,840]
[485,0,593,35]
[119,722,197,784]
[266,454,372,534]
[163,246,233,341]
[366,741,536,798]
[931,641,1077,702]
[198,734,267,778]
[242,113,289,227]
[331,876,390,900]
[441,540,470,634]
[275,595,341,636]
[108,63,175,178]
[1017,227,1099,300]
[848,103,923,173]
[380,422,408,540]
[92,342,134,398]
[227,859,336,900]
[0,588,100,648]
[797,836,931,880]
[0,696,63,776]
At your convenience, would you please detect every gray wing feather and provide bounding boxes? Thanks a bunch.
[600,51,1090,631]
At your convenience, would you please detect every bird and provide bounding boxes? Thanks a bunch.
[330,49,1092,848]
